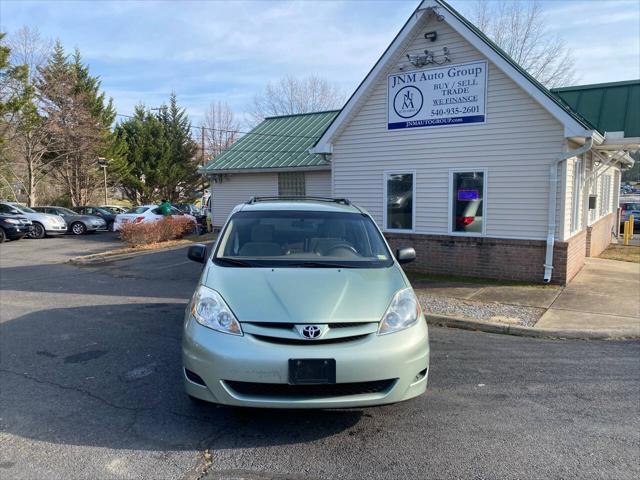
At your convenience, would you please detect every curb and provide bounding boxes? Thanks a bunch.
[426,314,640,340]
[69,242,195,265]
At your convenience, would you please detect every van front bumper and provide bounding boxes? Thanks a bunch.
[182,315,429,409]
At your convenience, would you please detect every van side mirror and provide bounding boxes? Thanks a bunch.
[396,247,416,264]
[188,244,207,264]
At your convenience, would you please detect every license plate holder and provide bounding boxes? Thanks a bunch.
[288,359,336,385]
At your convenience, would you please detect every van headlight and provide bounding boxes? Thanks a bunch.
[378,288,421,335]
[191,285,242,335]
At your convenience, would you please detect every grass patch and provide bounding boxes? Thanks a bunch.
[406,271,553,288]
[598,244,640,263]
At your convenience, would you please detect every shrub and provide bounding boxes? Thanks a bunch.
[119,216,194,246]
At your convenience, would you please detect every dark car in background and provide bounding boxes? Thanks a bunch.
[72,206,116,231]
[174,203,205,232]
[0,213,33,242]
[32,206,107,235]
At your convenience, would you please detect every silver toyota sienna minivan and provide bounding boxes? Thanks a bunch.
[183,197,429,408]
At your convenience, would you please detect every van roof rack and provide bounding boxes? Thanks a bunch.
[247,196,351,206]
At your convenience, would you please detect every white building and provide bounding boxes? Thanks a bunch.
[204,0,638,284]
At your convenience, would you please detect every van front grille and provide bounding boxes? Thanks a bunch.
[224,379,396,399]
[251,334,369,345]
[242,321,378,345]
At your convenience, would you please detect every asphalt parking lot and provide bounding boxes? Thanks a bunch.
[1,235,639,480]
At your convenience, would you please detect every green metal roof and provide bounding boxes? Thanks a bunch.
[203,110,339,173]
[551,80,640,137]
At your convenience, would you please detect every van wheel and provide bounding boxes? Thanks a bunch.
[30,222,46,239]
[71,222,86,235]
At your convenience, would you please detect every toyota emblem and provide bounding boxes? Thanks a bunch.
[301,325,322,339]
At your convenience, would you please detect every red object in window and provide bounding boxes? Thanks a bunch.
[134,216,145,223]
[456,216,475,226]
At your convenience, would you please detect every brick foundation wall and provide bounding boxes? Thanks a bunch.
[564,229,586,283]
[586,213,615,257]
[384,233,580,285]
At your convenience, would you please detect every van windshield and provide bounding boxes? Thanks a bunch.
[214,210,393,268]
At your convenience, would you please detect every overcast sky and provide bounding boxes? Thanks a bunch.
[2,0,639,128]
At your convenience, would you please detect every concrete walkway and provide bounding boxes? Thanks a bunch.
[536,258,640,335]
[412,257,640,339]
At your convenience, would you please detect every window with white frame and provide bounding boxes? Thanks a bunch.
[570,158,583,233]
[384,172,415,231]
[450,170,486,235]
[278,172,305,196]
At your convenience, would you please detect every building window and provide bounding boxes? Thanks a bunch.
[450,170,486,235]
[571,158,583,233]
[278,172,305,196]
[384,172,415,231]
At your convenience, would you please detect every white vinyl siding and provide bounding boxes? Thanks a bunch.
[305,171,332,197]
[210,170,331,227]
[211,173,278,227]
[330,16,565,241]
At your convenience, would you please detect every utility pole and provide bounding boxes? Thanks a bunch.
[201,125,206,166]
[98,157,108,205]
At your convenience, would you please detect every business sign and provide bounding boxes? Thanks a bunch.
[387,60,487,130]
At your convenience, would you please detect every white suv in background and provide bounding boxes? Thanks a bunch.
[0,202,67,239]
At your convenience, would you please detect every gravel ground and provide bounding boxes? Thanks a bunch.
[417,292,544,326]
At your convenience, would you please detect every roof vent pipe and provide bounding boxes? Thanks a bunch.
[543,134,595,283]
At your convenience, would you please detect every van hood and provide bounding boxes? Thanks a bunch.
[204,266,408,324]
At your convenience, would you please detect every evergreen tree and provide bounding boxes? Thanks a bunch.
[39,42,124,206]
[114,93,200,203]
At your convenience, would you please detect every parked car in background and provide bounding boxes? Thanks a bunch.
[32,206,107,235]
[101,205,128,215]
[620,196,640,228]
[0,212,32,242]
[175,203,205,232]
[174,203,200,217]
[72,206,116,231]
[113,204,197,231]
[0,202,67,239]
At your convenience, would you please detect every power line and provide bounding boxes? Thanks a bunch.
[114,113,320,140]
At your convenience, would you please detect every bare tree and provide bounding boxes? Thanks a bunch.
[469,0,577,87]
[203,100,239,158]
[8,26,52,83]
[2,26,54,206]
[250,75,345,125]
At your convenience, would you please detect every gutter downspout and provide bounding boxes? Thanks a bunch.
[543,134,595,283]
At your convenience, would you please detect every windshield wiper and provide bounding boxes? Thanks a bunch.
[214,257,253,267]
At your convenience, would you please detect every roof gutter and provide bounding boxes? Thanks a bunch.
[201,165,331,175]
[543,132,595,283]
